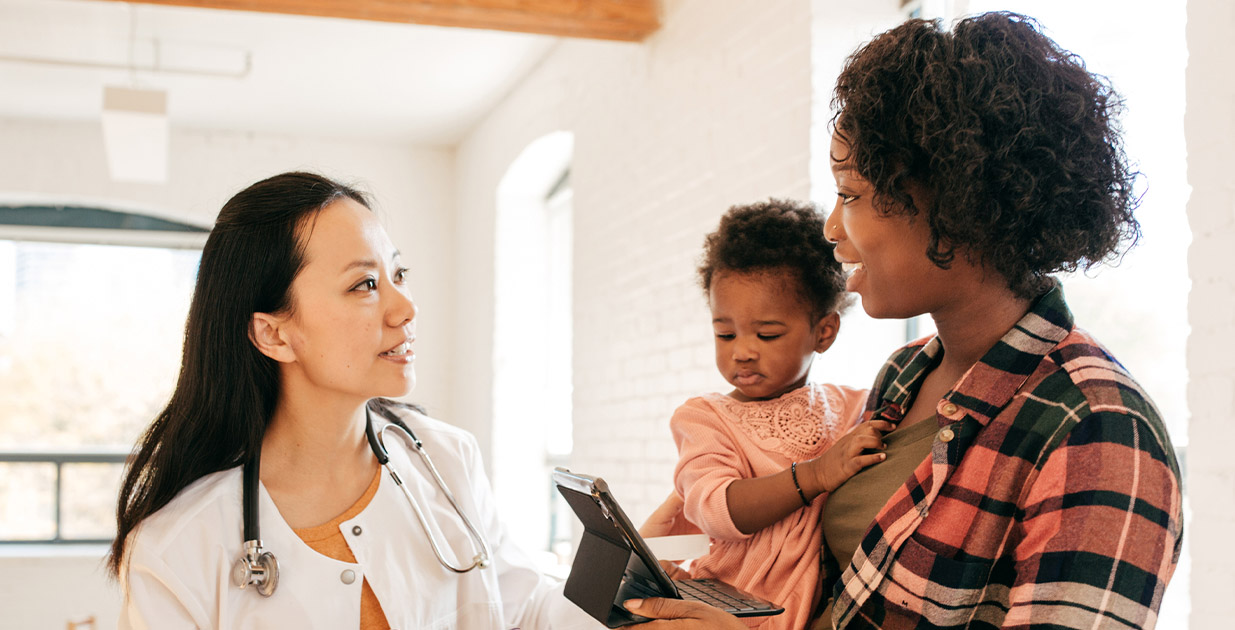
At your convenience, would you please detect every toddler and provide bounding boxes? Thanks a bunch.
[670,199,890,630]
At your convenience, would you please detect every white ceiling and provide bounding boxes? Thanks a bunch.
[0,0,558,144]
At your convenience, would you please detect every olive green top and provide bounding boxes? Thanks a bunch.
[813,417,938,629]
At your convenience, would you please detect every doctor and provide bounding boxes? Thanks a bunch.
[109,172,598,629]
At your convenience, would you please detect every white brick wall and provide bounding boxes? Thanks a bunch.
[454,0,814,522]
[1185,0,1235,626]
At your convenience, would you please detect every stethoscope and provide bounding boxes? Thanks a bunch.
[231,403,492,597]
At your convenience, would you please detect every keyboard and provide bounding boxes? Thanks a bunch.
[675,578,780,614]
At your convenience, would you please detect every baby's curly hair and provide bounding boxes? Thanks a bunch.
[832,12,1140,297]
[698,199,850,320]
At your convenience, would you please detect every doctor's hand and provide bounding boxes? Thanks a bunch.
[638,492,698,538]
[623,598,746,629]
[642,489,691,538]
[638,491,698,579]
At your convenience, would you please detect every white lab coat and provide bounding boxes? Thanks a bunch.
[119,407,602,630]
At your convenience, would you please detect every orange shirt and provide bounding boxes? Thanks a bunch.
[293,470,389,630]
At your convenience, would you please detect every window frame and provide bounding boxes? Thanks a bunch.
[0,204,207,545]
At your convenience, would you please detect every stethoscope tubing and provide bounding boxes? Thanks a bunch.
[233,402,491,596]
[375,421,492,573]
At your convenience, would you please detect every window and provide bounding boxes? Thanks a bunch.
[492,132,575,572]
[0,206,205,543]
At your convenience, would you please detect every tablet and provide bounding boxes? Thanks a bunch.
[552,467,784,627]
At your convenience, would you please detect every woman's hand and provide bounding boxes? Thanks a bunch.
[622,598,746,629]
[802,419,894,494]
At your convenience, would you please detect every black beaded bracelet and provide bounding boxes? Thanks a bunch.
[790,461,810,507]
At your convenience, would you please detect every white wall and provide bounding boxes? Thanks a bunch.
[0,548,119,630]
[454,0,815,521]
[0,117,455,629]
[1185,0,1235,626]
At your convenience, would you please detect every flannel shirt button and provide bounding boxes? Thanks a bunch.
[939,428,955,442]
[941,402,959,416]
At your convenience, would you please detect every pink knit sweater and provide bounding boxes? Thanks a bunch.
[671,383,867,630]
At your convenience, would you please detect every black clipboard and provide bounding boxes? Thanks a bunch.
[552,467,784,627]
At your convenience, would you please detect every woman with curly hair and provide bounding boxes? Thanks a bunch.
[628,12,1183,630]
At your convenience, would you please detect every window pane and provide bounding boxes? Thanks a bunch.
[61,462,124,540]
[0,462,55,539]
[0,239,199,449]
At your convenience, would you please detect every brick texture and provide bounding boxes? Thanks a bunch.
[454,0,813,523]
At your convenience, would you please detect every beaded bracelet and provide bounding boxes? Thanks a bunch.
[790,461,811,507]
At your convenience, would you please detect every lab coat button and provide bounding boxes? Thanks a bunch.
[341,569,356,585]
[352,525,362,535]
[940,428,955,442]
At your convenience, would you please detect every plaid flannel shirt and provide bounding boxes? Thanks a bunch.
[827,286,1183,629]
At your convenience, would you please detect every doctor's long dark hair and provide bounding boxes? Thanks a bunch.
[107,172,370,577]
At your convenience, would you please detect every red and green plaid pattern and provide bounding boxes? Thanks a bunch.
[827,286,1183,629]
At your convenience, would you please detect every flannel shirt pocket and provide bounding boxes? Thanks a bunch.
[880,536,995,628]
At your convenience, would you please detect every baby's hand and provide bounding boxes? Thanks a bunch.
[806,420,894,494]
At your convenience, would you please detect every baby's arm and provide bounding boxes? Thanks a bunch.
[725,420,893,535]
[672,401,763,540]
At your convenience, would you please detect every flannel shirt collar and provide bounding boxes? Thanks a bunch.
[872,284,1075,429]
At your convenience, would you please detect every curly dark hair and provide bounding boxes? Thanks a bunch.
[698,199,851,319]
[831,11,1141,297]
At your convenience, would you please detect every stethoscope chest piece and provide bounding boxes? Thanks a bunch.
[232,539,279,597]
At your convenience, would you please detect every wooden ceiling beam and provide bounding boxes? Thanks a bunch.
[93,0,661,41]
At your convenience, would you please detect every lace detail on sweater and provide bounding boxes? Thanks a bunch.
[703,384,844,461]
